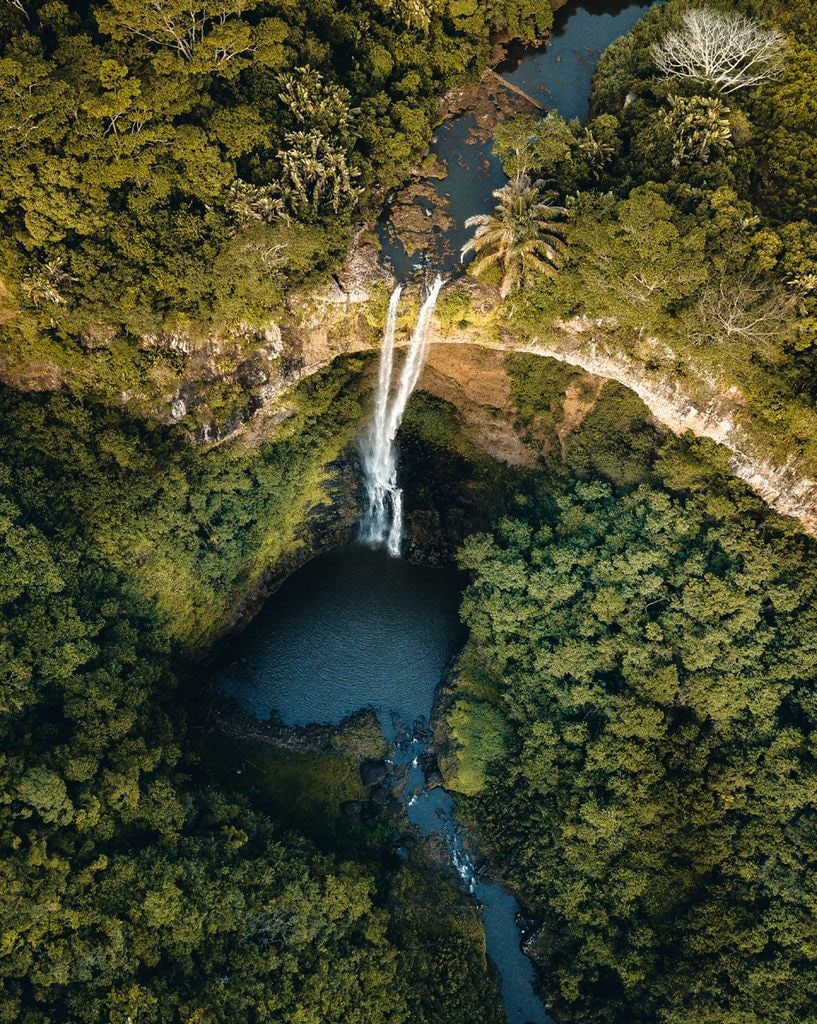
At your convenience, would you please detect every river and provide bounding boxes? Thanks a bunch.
[377,0,658,280]
[221,4,660,1021]
[221,542,551,1023]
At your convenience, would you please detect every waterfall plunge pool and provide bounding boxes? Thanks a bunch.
[218,7,672,1017]
[219,542,550,1024]
[219,543,466,739]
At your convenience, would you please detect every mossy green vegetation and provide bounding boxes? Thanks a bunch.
[441,651,508,796]
[386,866,505,1024]
[506,353,578,428]
[205,713,388,853]
[447,699,509,796]
[0,0,553,385]
[4,0,817,1021]
[564,382,657,487]
[402,390,474,458]
[443,358,817,1022]
[456,469,817,1023]
[0,366,510,1024]
[0,357,368,648]
[436,346,817,1021]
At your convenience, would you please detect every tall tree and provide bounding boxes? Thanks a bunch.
[652,7,785,94]
[461,174,567,298]
[95,0,262,74]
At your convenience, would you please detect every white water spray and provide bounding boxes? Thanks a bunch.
[361,275,444,556]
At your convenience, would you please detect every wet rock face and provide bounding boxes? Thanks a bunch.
[388,183,455,264]
[419,749,444,789]
[320,241,392,305]
[211,453,363,645]
[398,434,484,565]
[353,755,414,826]
[208,426,479,651]
[360,758,388,788]
[403,509,458,565]
[170,397,187,421]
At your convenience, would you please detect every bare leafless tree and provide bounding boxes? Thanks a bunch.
[694,275,795,354]
[4,0,30,19]
[652,8,785,94]
[97,1,259,69]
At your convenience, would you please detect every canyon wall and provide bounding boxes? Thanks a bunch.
[514,320,817,536]
[241,270,817,537]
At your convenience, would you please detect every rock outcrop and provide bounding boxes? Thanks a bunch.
[262,284,817,537]
[513,318,817,536]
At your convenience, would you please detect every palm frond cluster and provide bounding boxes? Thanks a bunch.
[461,173,567,297]
[375,0,436,32]
[659,94,734,168]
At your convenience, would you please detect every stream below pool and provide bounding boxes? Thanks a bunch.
[222,4,662,1019]
[220,543,549,1024]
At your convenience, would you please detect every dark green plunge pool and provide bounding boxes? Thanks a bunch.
[218,541,552,1024]
[220,544,467,738]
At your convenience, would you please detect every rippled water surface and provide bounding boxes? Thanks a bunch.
[220,544,466,738]
[499,0,659,121]
[220,542,550,1024]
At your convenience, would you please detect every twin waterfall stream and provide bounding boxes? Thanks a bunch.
[356,279,551,1024]
[360,277,445,556]
[221,5,662,1019]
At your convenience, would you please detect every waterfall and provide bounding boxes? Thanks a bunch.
[361,276,444,557]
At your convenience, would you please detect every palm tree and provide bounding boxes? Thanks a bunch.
[660,94,734,168]
[277,129,361,219]
[461,174,567,297]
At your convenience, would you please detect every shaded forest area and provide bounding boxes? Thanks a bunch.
[0,4,564,1020]
[0,360,513,1024]
[447,365,817,1024]
[4,1,817,1022]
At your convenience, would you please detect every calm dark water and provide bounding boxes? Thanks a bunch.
[220,542,549,1023]
[499,0,658,121]
[220,544,466,738]
[378,0,660,279]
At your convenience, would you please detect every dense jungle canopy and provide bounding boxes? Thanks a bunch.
[2,1,817,1023]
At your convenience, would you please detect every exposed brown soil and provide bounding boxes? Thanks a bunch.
[420,344,539,467]
[0,357,64,392]
[556,373,606,457]
[0,277,15,325]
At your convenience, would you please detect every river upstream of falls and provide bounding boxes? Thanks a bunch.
[221,3,664,1020]
[377,0,659,279]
